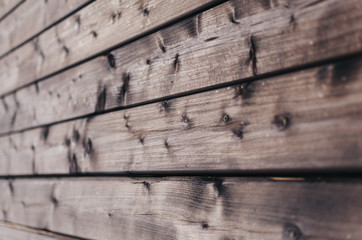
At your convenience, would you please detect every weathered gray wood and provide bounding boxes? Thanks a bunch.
[1,177,362,240]
[0,225,57,240]
[0,0,223,96]
[1,58,362,175]
[0,222,76,240]
[0,0,24,20]
[2,0,362,134]
[0,0,91,57]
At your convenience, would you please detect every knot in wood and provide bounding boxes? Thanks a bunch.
[84,138,93,155]
[283,223,302,240]
[182,114,189,123]
[221,113,231,123]
[107,53,116,68]
[273,113,291,131]
[237,83,248,96]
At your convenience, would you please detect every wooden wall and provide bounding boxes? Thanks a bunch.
[1,0,362,239]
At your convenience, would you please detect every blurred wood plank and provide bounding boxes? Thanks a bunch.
[2,0,362,133]
[0,221,80,240]
[1,177,362,240]
[0,0,224,96]
[1,58,362,175]
[0,0,24,20]
[0,0,92,56]
[0,225,58,240]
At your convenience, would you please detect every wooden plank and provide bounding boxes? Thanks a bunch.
[0,0,92,57]
[0,225,58,240]
[1,58,362,175]
[0,0,224,96]
[0,0,24,20]
[1,177,362,239]
[0,222,76,240]
[2,0,362,133]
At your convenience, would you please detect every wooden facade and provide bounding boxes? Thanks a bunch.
[1,0,362,239]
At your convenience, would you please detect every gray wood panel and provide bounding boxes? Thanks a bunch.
[0,0,23,20]
[1,0,362,133]
[1,177,362,240]
[0,0,223,96]
[0,0,91,57]
[0,222,79,240]
[1,58,362,175]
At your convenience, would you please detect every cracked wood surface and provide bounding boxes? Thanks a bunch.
[0,0,91,57]
[1,177,362,240]
[0,0,224,96]
[1,58,362,175]
[1,0,362,134]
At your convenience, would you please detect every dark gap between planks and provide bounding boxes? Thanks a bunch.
[1,168,362,180]
[0,0,25,22]
[0,220,89,240]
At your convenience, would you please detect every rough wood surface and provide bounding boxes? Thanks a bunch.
[0,0,24,20]
[2,0,362,133]
[1,177,362,240]
[0,0,223,96]
[1,58,362,175]
[0,0,91,57]
[0,222,76,240]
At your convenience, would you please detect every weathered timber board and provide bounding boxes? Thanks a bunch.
[0,0,223,96]
[2,0,362,133]
[0,225,58,240]
[1,177,362,240]
[0,0,23,20]
[1,58,362,175]
[0,223,75,240]
[0,0,92,57]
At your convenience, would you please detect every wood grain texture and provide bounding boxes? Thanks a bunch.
[0,0,91,57]
[0,225,57,240]
[1,177,362,240]
[1,58,362,175]
[0,0,223,96]
[2,0,362,133]
[0,0,24,20]
[0,223,75,240]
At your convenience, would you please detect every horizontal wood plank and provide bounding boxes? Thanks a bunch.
[0,0,223,96]
[0,225,57,240]
[1,58,362,175]
[1,177,362,239]
[0,0,92,57]
[0,0,23,20]
[0,222,75,240]
[2,0,362,133]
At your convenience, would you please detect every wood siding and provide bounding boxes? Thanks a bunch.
[0,0,361,239]
[1,178,362,240]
